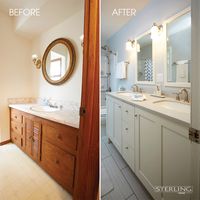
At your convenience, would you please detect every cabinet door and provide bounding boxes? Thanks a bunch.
[113,100,122,153]
[161,120,191,200]
[135,107,161,200]
[106,96,114,140]
[25,118,41,162]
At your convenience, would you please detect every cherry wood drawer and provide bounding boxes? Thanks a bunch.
[11,109,23,123]
[11,121,23,136]
[11,131,21,147]
[41,141,75,191]
[43,124,78,153]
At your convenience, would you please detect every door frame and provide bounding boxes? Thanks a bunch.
[73,0,99,199]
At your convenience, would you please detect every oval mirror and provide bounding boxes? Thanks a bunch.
[42,38,76,85]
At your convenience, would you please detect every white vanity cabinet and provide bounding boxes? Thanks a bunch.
[121,102,135,171]
[112,99,123,153]
[106,95,135,171]
[106,96,114,140]
[135,107,191,200]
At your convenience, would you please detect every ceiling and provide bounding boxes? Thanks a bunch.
[0,0,83,39]
[101,0,150,42]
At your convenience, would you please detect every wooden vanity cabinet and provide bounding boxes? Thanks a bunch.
[10,109,25,150]
[10,108,79,194]
[24,117,41,162]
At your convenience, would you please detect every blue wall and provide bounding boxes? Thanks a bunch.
[107,0,191,94]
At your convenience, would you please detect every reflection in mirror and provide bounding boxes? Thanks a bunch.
[137,34,153,82]
[46,44,70,81]
[166,12,191,85]
[42,38,76,85]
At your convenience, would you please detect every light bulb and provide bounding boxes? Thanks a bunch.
[32,54,38,60]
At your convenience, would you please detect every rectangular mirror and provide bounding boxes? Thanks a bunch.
[136,33,155,84]
[165,11,191,87]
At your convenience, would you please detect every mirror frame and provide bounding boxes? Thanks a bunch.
[164,8,191,88]
[42,38,76,85]
[135,30,156,85]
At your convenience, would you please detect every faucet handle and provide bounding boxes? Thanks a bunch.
[173,92,180,101]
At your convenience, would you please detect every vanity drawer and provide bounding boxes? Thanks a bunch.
[43,124,78,153]
[11,121,23,136]
[41,141,75,191]
[122,103,134,122]
[11,109,23,123]
[11,131,21,147]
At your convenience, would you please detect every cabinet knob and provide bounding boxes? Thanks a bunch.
[135,114,138,117]
[125,128,128,131]
[125,147,129,149]
[15,116,17,119]
[15,126,17,130]
[118,106,121,108]
[126,110,128,113]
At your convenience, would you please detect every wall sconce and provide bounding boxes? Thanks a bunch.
[80,34,84,47]
[32,54,41,69]
[126,40,135,51]
[126,40,140,52]
[151,23,163,40]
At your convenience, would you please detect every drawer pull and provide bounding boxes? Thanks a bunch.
[15,126,17,130]
[125,128,128,131]
[125,147,129,149]
[126,110,128,113]
[135,114,138,117]
[118,105,121,108]
[55,159,60,165]
[15,116,17,119]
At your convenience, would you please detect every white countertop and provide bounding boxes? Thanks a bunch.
[107,92,191,127]
[9,104,80,129]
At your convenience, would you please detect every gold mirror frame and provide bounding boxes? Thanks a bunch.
[42,38,76,85]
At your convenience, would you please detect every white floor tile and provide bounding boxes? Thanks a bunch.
[0,143,72,200]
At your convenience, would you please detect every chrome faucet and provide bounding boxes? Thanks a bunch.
[176,88,189,103]
[131,84,141,93]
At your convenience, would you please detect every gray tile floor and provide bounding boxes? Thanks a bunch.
[101,129,153,200]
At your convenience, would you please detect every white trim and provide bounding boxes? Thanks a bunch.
[163,8,191,88]
[135,31,156,85]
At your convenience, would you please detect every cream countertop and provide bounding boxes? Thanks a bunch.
[107,92,191,127]
[9,104,80,129]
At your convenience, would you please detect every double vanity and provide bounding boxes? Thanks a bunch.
[9,103,79,194]
[106,91,191,200]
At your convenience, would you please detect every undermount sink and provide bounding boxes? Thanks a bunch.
[30,105,59,112]
[117,92,134,97]
[117,92,146,101]
[153,100,190,113]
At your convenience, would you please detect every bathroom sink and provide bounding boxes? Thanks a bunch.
[153,100,190,113]
[117,91,139,97]
[117,92,133,97]
[30,105,59,112]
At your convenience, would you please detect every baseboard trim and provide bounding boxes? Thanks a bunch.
[0,139,11,146]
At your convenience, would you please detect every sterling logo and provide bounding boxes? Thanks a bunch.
[9,8,40,16]
[154,186,193,195]
[112,8,136,17]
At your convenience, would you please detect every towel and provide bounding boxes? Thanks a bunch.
[116,61,127,79]
[176,63,188,82]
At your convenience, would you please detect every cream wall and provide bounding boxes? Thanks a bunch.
[0,9,83,143]
[0,11,33,142]
[31,10,84,105]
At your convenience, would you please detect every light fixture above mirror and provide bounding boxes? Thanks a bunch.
[151,23,163,40]
[126,39,140,52]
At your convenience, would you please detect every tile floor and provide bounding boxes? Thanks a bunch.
[0,143,72,200]
[101,135,153,200]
